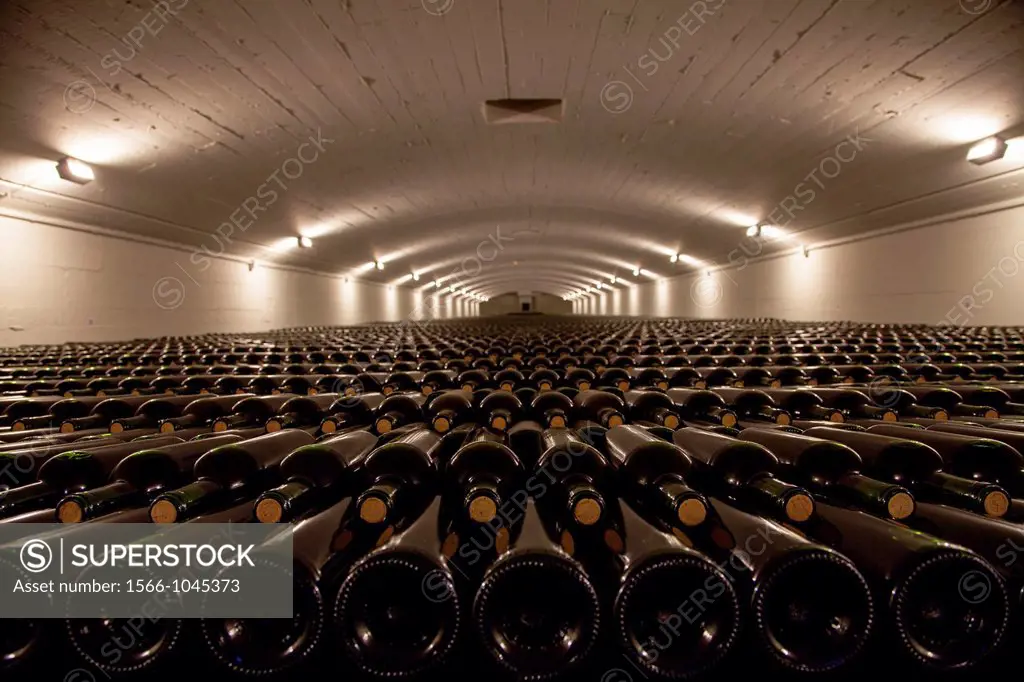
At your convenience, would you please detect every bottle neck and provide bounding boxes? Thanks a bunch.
[256,480,316,523]
[0,481,58,519]
[832,472,915,520]
[652,474,708,528]
[745,473,816,523]
[920,472,1010,518]
[58,480,139,523]
[150,479,225,523]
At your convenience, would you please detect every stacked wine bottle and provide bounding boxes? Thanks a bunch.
[2,316,1024,680]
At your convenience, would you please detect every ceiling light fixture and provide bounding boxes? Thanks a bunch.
[746,225,761,238]
[967,136,1008,165]
[374,260,384,270]
[412,272,420,281]
[670,254,679,263]
[632,267,640,276]
[297,236,313,248]
[56,157,94,184]
[609,275,617,284]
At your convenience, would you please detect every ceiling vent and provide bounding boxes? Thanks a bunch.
[483,98,564,124]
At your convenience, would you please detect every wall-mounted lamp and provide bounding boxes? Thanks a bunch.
[56,157,94,184]
[967,136,1008,165]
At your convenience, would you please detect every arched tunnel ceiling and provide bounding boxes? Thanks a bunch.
[1,0,1023,298]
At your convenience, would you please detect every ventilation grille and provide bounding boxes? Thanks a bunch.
[483,99,564,124]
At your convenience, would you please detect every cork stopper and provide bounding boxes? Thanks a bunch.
[830,411,845,423]
[256,498,283,523]
[500,382,514,392]
[560,530,575,556]
[159,422,175,433]
[677,498,708,527]
[57,500,84,524]
[663,414,680,429]
[496,527,510,554]
[984,490,1010,518]
[490,415,508,431]
[607,414,624,428]
[213,421,227,432]
[359,497,388,524]
[887,492,915,520]
[539,381,552,391]
[433,416,451,433]
[109,422,124,434]
[442,532,460,558]
[549,415,566,428]
[603,529,624,554]
[785,493,815,523]
[150,500,178,524]
[265,420,282,432]
[375,418,393,434]
[422,385,433,396]
[321,420,337,434]
[722,413,738,428]
[572,498,602,526]
[617,380,630,392]
[882,411,898,422]
[934,410,949,421]
[469,496,498,523]
[985,409,1000,419]
[776,412,791,426]
[578,381,591,391]
[60,423,74,434]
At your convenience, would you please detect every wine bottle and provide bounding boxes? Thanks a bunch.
[373,392,427,434]
[333,496,462,677]
[867,424,1024,495]
[684,497,875,673]
[477,389,523,432]
[900,386,1000,419]
[426,389,474,433]
[356,427,443,525]
[252,428,378,522]
[202,495,380,675]
[672,427,815,522]
[445,428,524,526]
[320,392,386,434]
[757,387,846,422]
[0,435,183,519]
[803,426,1010,517]
[210,394,299,431]
[604,425,709,527]
[710,387,792,425]
[530,390,574,428]
[536,428,615,527]
[624,390,682,429]
[738,428,916,520]
[802,499,1009,670]
[57,433,247,522]
[805,387,898,421]
[156,394,256,432]
[665,388,738,428]
[107,394,206,433]
[149,429,315,523]
[573,389,626,428]
[597,499,742,678]
[59,395,156,432]
[264,393,339,431]
[472,498,601,679]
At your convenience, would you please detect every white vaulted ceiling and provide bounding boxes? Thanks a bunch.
[1,0,1023,300]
